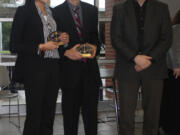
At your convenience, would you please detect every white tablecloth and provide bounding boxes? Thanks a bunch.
[0,62,15,67]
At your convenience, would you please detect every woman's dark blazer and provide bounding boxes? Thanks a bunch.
[10,3,52,83]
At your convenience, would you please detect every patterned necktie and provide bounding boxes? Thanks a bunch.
[73,7,82,39]
[73,7,87,62]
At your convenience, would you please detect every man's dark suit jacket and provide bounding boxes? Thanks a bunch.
[9,3,59,83]
[111,0,173,81]
[53,1,101,88]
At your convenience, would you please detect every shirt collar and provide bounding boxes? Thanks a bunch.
[133,0,148,5]
[35,3,52,16]
[133,0,148,9]
[67,1,81,11]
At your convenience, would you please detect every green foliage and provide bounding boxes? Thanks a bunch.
[0,50,10,54]
[2,22,12,51]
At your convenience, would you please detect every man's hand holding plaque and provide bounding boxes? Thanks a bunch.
[64,44,82,60]
[64,43,97,60]
[77,43,97,58]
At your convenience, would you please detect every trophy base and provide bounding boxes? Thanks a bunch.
[81,54,92,58]
[57,41,64,46]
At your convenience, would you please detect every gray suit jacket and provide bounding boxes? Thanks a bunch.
[111,0,172,80]
[167,24,180,70]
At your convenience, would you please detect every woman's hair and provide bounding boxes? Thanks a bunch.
[172,10,180,25]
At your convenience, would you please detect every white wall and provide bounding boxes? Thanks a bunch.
[159,0,180,18]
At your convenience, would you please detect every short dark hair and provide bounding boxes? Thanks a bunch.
[173,10,180,25]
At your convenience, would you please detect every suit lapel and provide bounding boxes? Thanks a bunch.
[144,0,156,42]
[125,0,138,39]
[81,2,88,41]
[30,3,44,36]
[62,1,87,43]
[63,2,79,37]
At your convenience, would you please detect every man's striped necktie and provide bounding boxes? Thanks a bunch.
[73,7,87,62]
[73,7,83,39]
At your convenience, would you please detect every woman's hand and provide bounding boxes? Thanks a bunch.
[60,32,69,44]
[39,41,58,51]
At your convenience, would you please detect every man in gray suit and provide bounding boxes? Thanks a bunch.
[111,0,172,135]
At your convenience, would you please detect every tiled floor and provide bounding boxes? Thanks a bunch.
[0,90,145,135]
[0,112,143,135]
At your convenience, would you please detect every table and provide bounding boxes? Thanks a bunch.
[0,62,15,67]
[0,61,20,129]
[0,54,16,84]
[0,54,16,58]
[99,68,114,79]
[98,59,115,99]
[99,68,114,100]
[98,59,115,68]
[99,67,120,134]
[0,54,16,62]
[0,62,16,92]
[0,62,16,79]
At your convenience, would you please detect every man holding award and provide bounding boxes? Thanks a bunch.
[53,0,101,135]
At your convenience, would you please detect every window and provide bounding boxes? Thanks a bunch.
[50,0,65,7]
[0,0,25,7]
[0,0,23,53]
[99,21,105,57]
[81,0,94,5]
[0,19,13,52]
[2,22,12,51]
[99,0,105,11]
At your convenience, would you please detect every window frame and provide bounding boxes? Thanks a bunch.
[0,18,13,52]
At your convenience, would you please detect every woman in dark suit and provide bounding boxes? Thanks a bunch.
[159,10,180,135]
[9,0,69,135]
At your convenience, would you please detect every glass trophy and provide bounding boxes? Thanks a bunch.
[47,31,64,46]
[77,43,95,58]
